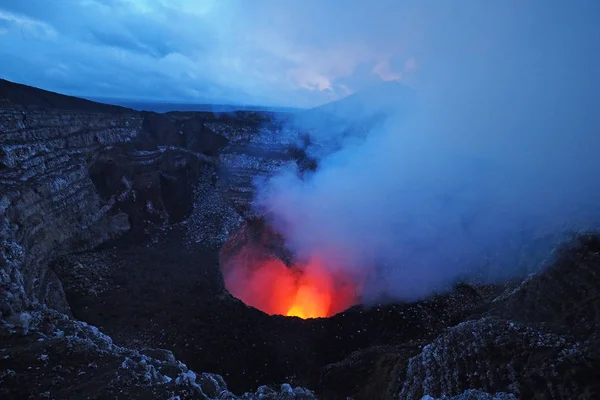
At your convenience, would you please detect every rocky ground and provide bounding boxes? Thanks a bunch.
[1,79,600,399]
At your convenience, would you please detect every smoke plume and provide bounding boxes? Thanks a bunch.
[253,2,600,304]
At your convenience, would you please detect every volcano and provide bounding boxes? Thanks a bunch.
[3,79,600,400]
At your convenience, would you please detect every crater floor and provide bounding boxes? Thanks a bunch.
[50,222,489,397]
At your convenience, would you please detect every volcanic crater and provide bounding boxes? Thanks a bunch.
[220,216,362,320]
[2,79,600,400]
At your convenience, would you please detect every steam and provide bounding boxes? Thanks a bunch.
[253,2,600,303]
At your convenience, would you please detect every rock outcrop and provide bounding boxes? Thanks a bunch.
[0,308,317,399]
[213,114,299,217]
[394,235,600,400]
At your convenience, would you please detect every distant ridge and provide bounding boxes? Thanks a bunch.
[292,80,416,131]
[85,98,302,114]
[0,78,301,114]
[0,79,134,113]
[309,80,415,118]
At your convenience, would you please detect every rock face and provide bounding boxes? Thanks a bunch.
[394,236,600,400]
[2,79,600,400]
[0,79,227,318]
[0,81,143,316]
[213,113,299,217]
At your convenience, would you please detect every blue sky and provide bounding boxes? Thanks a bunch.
[0,1,599,107]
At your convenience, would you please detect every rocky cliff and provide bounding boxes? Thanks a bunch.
[0,79,233,317]
[0,80,142,316]
[0,79,320,399]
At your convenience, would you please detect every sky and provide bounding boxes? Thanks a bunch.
[1,1,599,108]
[0,0,420,107]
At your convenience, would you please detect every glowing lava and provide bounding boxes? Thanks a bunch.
[223,251,358,319]
[286,285,331,319]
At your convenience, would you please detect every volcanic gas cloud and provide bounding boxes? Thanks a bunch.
[222,247,358,319]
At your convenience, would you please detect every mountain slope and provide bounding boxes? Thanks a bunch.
[0,79,133,113]
[311,80,414,119]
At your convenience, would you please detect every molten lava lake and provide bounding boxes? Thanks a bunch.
[223,255,359,319]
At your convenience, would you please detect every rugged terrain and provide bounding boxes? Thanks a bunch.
[1,79,599,399]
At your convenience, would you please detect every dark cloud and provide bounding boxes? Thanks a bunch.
[87,29,173,58]
[1,1,599,107]
[0,0,413,105]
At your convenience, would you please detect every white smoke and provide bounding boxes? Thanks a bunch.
[255,90,600,302]
[252,1,600,303]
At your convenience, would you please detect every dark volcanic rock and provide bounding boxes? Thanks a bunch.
[0,85,142,316]
[397,318,591,399]
[88,144,215,229]
[220,216,295,267]
[423,390,517,400]
[181,115,230,156]
[318,343,423,400]
[393,236,600,400]
[491,234,600,339]
[0,78,227,317]
[140,112,230,156]
[0,307,208,399]
[0,309,316,400]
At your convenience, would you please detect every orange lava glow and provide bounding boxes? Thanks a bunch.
[223,252,358,319]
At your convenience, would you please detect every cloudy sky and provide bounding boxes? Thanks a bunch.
[0,1,599,107]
